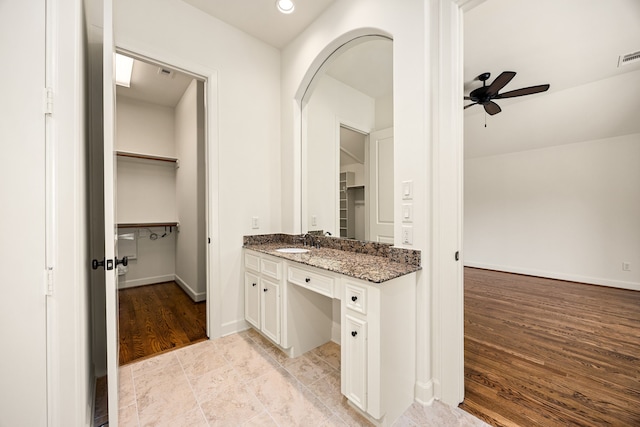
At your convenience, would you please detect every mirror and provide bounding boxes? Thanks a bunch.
[301,36,394,243]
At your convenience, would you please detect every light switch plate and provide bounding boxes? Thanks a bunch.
[251,217,259,229]
[401,225,413,245]
[402,180,413,200]
[402,204,413,223]
[311,215,317,226]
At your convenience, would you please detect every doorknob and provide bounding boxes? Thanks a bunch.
[91,258,115,270]
[115,256,128,267]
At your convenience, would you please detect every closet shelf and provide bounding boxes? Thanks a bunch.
[116,151,178,164]
[118,222,179,229]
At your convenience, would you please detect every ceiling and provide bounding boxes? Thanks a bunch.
[464,0,640,158]
[181,0,336,49]
[116,58,195,107]
[123,0,640,160]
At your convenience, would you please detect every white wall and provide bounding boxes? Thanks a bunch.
[115,96,175,156]
[175,79,206,300]
[281,0,433,403]
[305,75,375,235]
[465,133,640,291]
[114,0,281,335]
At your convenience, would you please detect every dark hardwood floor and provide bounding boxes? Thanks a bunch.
[460,267,640,427]
[118,281,207,365]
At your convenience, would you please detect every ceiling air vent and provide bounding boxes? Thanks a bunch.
[157,67,175,78]
[618,50,640,67]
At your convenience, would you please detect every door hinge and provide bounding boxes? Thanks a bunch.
[45,267,54,296]
[44,87,53,115]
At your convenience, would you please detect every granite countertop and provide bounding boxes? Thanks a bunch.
[244,242,421,283]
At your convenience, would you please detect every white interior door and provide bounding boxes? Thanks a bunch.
[0,1,48,425]
[102,0,120,424]
[368,128,394,243]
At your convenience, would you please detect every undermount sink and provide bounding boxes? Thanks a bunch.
[276,247,310,254]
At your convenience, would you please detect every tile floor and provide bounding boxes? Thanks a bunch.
[118,329,488,426]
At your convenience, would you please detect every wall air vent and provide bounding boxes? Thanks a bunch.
[618,50,640,67]
[157,67,175,78]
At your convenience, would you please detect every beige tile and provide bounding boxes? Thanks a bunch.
[307,369,344,412]
[177,340,229,380]
[267,385,334,426]
[320,414,350,426]
[392,414,418,427]
[249,366,307,412]
[133,362,186,398]
[403,401,490,427]
[118,403,139,427]
[334,402,375,427]
[227,344,281,383]
[136,377,199,427]
[189,364,243,403]
[285,353,336,386]
[242,411,278,426]
[118,366,136,409]
[130,351,180,378]
[250,366,333,426]
[154,407,209,427]
[199,383,264,426]
[312,341,341,371]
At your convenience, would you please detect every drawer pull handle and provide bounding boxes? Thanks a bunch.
[305,277,311,283]
[351,296,358,302]
[351,331,358,337]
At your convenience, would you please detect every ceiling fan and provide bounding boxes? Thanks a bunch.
[464,71,550,115]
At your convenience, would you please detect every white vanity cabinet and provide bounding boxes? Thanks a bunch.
[341,274,416,425]
[244,251,283,345]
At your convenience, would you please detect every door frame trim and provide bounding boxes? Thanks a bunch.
[114,41,222,340]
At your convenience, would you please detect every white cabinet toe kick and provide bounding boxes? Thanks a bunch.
[243,249,416,426]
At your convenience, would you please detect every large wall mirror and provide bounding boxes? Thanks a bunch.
[301,36,394,243]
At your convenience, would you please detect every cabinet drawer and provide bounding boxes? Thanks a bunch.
[261,258,282,280]
[288,266,334,298]
[345,282,367,315]
[245,252,260,273]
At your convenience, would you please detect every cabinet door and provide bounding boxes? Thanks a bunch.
[344,314,368,411]
[245,272,261,328]
[261,277,281,344]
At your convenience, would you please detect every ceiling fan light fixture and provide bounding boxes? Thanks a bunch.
[276,0,295,14]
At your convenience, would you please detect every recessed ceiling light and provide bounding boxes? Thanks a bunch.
[115,53,134,87]
[276,0,295,14]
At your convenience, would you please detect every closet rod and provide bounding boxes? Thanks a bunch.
[117,222,179,229]
[116,151,178,163]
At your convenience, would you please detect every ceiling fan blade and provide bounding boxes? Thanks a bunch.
[486,71,516,96]
[483,101,501,115]
[464,103,477,109]
[496,84,550,99]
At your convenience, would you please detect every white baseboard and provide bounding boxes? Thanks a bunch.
[117,274,175,290]
[414,379,435,406]
[221,319,250,337]
[464,261,640,292]
[174,274,206,302]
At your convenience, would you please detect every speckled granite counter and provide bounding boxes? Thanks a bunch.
[243,234,421,283]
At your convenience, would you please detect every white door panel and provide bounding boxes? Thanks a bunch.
[369,128,394,242]
[0,1,48,425]
[102,0,120,424]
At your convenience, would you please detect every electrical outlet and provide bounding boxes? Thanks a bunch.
[401,226,413,245]
[622,262,631,271]
[311,215,317,226]
[251,217,259,229]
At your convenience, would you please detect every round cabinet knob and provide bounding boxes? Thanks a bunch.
[252,283,257,287]
[351,296,358,302]
[351,331,358,337]
[305,277,311,283]
[263,288,268,292]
